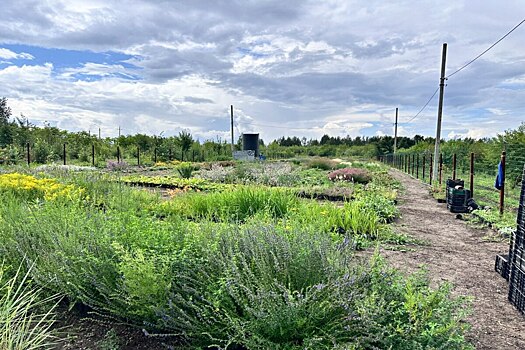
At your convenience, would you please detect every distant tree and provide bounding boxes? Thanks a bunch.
[0,97,13,146]
[176,130,194,160]
[0,97,12,124]
[320,134,330,145]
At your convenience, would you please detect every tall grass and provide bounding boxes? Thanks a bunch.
[0,264,59,350]
[158,186,299,222]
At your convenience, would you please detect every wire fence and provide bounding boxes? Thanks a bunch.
[379,150,525,214]
[0,142,236,167]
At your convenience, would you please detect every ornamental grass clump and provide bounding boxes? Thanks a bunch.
[160,186,298,222]
[305,157,338,170]
[0,264,59,350]
[328,167,371,184]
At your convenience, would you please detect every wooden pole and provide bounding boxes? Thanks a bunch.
[27,143,30,165]
[137,146,140,166]
[432,43,448,182]
[92,144,95,166]
[499,151,506,215]
[117,146,120,163]
[412,154,415,175]
[154,147,157,163]
[422,155,426,180]
[452,153,457,180]
[394,108,398,153]
[470,152,474,198]
[63,143,67,165]
[439,153,443,185]
[230,105,234,153]
[416,154,419,179]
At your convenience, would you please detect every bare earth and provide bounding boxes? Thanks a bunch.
[383,169,525,349]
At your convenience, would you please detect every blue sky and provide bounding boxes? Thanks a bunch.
[0,0,524,141]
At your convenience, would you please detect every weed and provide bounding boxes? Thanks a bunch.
[99,329,120,350]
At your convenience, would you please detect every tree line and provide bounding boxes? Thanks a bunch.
[1,97,523,177]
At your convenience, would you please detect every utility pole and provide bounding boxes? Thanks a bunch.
[230,105,234,153]
[432,43,447,183]
[393,107,398,154]
[118,126,121,138]
[98,127,101,139]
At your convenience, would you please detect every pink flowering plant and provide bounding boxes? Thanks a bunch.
[328,168,371,184]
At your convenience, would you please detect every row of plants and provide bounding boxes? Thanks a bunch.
[0,162,473,349]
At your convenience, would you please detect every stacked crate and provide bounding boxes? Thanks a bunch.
[446,179,469,213]
[507,165,525,313]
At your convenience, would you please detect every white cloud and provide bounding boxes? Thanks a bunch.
[0,48,34,60]
[0,0,524,142]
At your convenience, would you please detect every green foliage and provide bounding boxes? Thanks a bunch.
[120,174,230,192]
[358,192,399,223]
[158,186,298,222]
[176,162,194,179]
[0,167,472,349]
[0,264,59,349]
[99,329,120,350]
[305,157,338,170]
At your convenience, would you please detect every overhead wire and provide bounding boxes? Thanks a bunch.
[403,86,440,123]
[403,17,525,124]
[446,18,525,79]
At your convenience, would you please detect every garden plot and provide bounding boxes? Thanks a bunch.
[0,159,473,349]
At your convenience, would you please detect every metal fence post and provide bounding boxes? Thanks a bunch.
[429,154,433,185]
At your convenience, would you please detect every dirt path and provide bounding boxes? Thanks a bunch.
[383,170,525,350]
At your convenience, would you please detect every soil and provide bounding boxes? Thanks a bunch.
[384,169,525,349]
[53,304,169,350]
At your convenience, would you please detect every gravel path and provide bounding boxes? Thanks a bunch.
[382,169,525,350]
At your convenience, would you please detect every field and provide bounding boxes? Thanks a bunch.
[0,158,474,349]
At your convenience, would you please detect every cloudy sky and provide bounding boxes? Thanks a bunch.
[0,1,524,142]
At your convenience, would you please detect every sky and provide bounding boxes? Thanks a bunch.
[0,1,524,142]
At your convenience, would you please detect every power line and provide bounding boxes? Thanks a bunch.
[403,86,440,123]
[447,18,525,79]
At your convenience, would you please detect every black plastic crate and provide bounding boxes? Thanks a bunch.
[447,204,468,213]
[446,178,464,188]
[509,264,525,314]
[495,254,509,280]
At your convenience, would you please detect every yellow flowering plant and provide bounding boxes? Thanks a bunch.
[0,173,85,202]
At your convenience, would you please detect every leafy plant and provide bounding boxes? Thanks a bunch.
[176,163,194,179]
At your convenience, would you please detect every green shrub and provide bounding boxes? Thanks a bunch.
[305,157,338,170]
[177,163,194,179]
[357,192,399,223]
